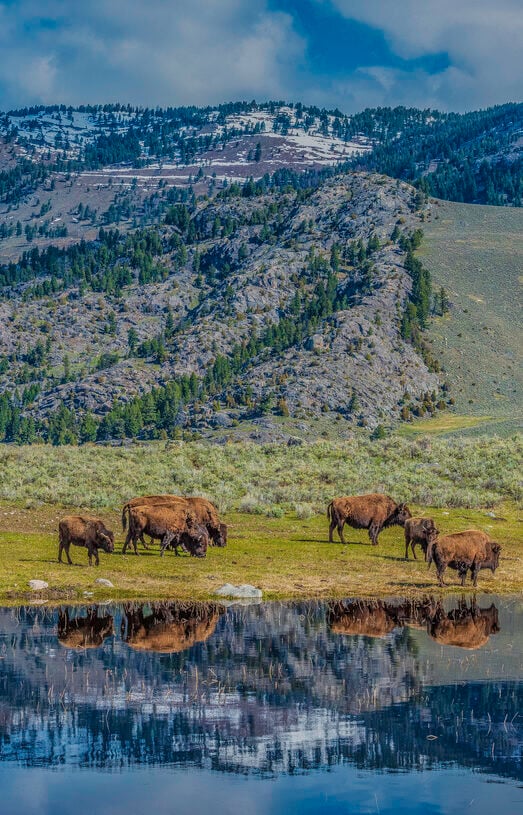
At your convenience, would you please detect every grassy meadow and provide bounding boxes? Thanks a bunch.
[420,199,523,434]
[0,435,520,603]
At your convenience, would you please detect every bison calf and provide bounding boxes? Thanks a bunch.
[327,493,411,546]
[58,516,114,566]
[427,530,501,587]
[404,517,438,560]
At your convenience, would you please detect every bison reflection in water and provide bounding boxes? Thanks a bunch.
[57,607,114,649]
[428,600,500,650]
[328,600,401,638]
[328,598,500,650]
[121,601,224,653]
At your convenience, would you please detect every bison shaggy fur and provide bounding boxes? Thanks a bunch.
[327,493,412,546]
[58,515,114,566]
[124,505,208,557]
[404,516,439,560]
[427,530,501,587]
[122,494,226,549]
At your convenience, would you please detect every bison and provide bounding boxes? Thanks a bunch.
[427,530,501,587]
[428,601,500,649]
[327,600,401,638]
[327,493,412,546]
[122,602,223,653]
[58,515,114,566]
[122,494,227,549]
[404,516,439,560]
[58,608,114,650]
[123,505,208,557]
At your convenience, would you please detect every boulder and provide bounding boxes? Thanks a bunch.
[94,578,114,588]
[215,583,263,599]
[29,580,49,591]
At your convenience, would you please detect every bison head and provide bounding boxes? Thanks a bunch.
[395,503,412,526]
[97,530,115,553]
[185,525,209,558]
[487,543,501,573]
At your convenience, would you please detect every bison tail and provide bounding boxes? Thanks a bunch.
[327,502,333,521]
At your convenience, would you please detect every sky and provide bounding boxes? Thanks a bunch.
[0,0,521,114]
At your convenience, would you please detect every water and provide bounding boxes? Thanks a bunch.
[0,596,522,814]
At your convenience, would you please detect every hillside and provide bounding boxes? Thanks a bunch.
[419,199,523,435]
[0,99,521,444]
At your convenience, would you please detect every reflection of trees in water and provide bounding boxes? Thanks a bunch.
[0,598,520,780]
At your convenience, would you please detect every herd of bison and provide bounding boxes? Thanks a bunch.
[57,491,502,588]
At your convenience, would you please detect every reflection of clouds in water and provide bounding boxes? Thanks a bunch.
[0,599,520,780]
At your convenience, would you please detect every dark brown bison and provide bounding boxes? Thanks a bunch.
[122,494,227,549]
[58,515,115,566]
[404,517,439,560]
[327,493,412,546]
[57,608,114,650]
[327,600,401,638]
[124,505,208,557]
[122,602,223,653]
[428,601,500,649]
[427,530,501,587]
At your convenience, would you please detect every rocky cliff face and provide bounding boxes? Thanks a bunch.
[0,170,442,437]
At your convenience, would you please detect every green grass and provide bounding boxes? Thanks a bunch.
[420,199,523,433]
[0,433,520,604]
[0,503,520,604]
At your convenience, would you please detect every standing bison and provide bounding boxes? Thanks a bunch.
[427,530,501,587]
[58,516,114,566]
[327,493,411,546]
[404,517,438,560]
[123,505,208,557]
[122,494,227,549]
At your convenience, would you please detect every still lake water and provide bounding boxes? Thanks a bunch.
[0,596,522,815]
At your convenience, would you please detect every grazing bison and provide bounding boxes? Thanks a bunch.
[404,517,439,560]
[122,602,223,653]
[58,516,114,566]
[122,494,227,549]
[327,493,411,546]
[327,600,401,638]
[427,530,501,587]
[58,608,114,650]
[124,505,208,557]
[428,601,500,649]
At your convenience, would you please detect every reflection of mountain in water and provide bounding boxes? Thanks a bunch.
[0,598,521,781]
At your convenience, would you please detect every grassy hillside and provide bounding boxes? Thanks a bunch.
[419,199,523,435]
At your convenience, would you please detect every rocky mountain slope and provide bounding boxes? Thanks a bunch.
[2,98,520,442]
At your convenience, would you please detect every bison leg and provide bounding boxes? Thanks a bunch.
[160,532,174,557]
[404,536,410,560]
[63,542,73,565]
[140,533,150,551]
[122,528,134,555]
[369,523,380,546]
[411,541,418,560]
[328,518,337,543]
[87,547,93,567]
[337,520,347,544]
[471,563,480,587]
[436,564,447,587]
[95,548,100,567]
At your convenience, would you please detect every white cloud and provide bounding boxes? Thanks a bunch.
[0,1,520,112]
[328,0,523,110]
[0,0,304,108]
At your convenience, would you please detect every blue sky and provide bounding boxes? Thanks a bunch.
[0,1,521,113]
